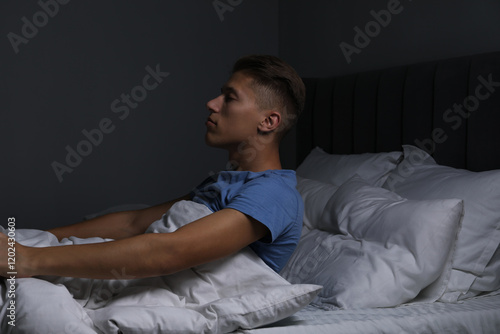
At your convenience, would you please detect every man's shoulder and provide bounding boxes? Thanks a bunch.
[242,170,303,212]
[242,170,298,194]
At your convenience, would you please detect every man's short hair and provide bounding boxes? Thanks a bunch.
[232,55,305,138]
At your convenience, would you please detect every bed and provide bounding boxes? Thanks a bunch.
[238,51,500,333]
[2,51,500,333]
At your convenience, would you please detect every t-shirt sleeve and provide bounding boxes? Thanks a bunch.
[225,175,302,243]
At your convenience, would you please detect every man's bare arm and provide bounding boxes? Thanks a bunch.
[4,208,268,279]
[47,194,191,241]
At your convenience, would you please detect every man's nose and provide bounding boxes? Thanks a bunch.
[206,95,223,113]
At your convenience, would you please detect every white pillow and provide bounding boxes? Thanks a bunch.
[281,177,464,309]
[296,147,402,187]
[296,176,339,231]
[384,145,500,302]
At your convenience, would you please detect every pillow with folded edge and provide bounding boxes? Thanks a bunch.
[296,147,402,187]
[383,145,500,302]
[281,176,464,308]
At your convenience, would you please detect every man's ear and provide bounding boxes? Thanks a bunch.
[258,111,281,134]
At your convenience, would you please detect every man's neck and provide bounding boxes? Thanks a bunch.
[227,144,282,172]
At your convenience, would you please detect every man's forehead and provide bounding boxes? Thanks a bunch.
[223,72,255,95]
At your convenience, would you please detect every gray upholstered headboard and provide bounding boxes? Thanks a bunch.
[297,51,500,172]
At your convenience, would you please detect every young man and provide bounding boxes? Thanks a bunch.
[0,55,306,279]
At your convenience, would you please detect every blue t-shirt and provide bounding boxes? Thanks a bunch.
[190,169,303,272]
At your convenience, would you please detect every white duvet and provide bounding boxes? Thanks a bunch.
[0,201,320,334]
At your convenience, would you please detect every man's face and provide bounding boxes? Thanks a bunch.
[205,71,264,150]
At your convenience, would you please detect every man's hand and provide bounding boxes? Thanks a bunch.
[0,233,32,278]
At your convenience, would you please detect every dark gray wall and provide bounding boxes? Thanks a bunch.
[280,0,500,77]
[1,0,279,229]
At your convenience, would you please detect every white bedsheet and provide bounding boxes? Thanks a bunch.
[236,291,500,334]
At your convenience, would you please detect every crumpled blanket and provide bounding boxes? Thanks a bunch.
[0,200,320,334]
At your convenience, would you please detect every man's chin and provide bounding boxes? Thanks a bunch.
[204,136,220,148]
[204,138,230,151]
